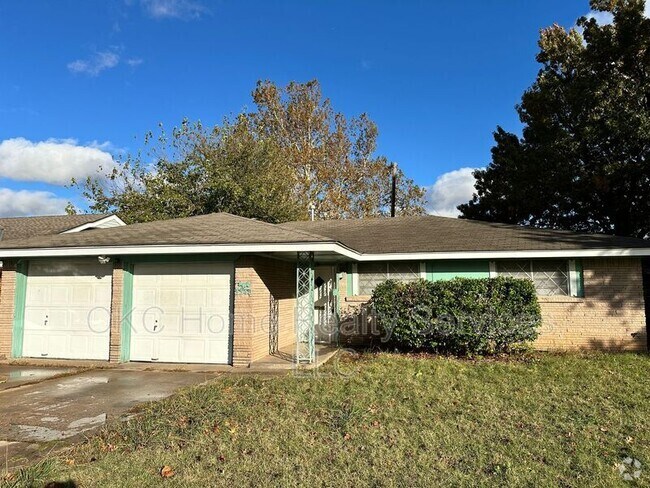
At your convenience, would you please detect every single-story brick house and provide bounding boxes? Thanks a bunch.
[0,212,647,367]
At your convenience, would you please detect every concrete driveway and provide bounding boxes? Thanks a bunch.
[0,366,218,469]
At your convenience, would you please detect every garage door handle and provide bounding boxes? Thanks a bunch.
[43,315,48,326]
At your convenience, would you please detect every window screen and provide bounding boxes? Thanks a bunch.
[496,260,569,296]
[357,261,421,295]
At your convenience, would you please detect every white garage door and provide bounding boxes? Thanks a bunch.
[23,260,112,360]
[130,262,233,364]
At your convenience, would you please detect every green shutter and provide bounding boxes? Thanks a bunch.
[11,260,28,358]
[426,260,490,282]
[575,260,585,297]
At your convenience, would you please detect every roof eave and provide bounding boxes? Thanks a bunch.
[0,242,649,260]
[0,241,358,259]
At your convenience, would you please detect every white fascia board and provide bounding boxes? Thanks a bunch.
[353,248,650,260]
[1,241,649,260]
[0,242,359,259]
[62,215,127,233]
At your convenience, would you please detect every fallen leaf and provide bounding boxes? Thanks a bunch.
[160,465,175,478]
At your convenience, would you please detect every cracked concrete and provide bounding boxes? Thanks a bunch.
[0,366,219,470]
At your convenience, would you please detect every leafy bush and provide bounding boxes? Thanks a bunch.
[371,277,541,355]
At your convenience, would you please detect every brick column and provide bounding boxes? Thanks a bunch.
[232,257,255,367]
[109,261,124,363]
[0,260,16,359]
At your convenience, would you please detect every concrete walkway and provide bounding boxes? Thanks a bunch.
[0,367,218,470]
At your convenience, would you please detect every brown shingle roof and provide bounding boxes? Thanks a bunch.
[0,214,112,241]
[0,213,331,249]
[280,215,650,253]
[0,212,647,255]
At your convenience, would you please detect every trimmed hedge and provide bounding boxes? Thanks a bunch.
[371,277,541,355]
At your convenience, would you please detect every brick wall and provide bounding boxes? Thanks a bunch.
[108,261,124,363]
[338,258,648,351]
[0,260,16,359]
[536,258,647,351]
[232,256,296,367]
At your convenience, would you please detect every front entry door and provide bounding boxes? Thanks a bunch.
[314,266,337,344]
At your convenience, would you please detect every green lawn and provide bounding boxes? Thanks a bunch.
[5,352,650,487]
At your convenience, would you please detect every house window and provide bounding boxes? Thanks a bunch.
[357,261,421,295]
[496,260,570,296]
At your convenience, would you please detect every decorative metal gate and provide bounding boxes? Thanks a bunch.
[269,294,279,355]
[295,251,315,363]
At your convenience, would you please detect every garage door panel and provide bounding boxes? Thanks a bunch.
[161,313,182,334]
[27,285,49,305]
[134,289,157,307]
[130,262,232,364]
[184,289,207,307]
[159,339,181,362]
[204,310,229,332]
[207,339,230,363]
[51,286,70,304]
[47,309,69,327]
[180,339,206,362]
[131,337,155,358]
[22,259,112,361]
[94,286,112,304]
[161,289,182,306]
[24,308,47,330]
[87,308,111,333]
[22,334,46,358]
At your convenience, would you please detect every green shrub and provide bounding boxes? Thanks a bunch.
[371,277,541,355]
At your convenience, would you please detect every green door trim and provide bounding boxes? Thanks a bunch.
[120,262,134,362]
[11,260,28,358]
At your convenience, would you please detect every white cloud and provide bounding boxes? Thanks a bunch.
[126,58,144,67]
[0,138,116,185]
[141,0,207,20]
[0,188,68,217]
[67,51,120,76]
[425,167,478,218]
[585,11,614,25]
[582,1,649,26]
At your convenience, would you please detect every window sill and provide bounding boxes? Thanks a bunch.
[537,295,584,303]
[345,295,372,303]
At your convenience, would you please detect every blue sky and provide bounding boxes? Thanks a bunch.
[0,0,602,217]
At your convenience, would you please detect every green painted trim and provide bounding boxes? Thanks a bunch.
[426,260,490,282]
[120,262,134,362]
[333,271,342,346]
[118,253,239,264]
[575,259,584,298]
[346,271,353,298]
[11,260,28,358]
